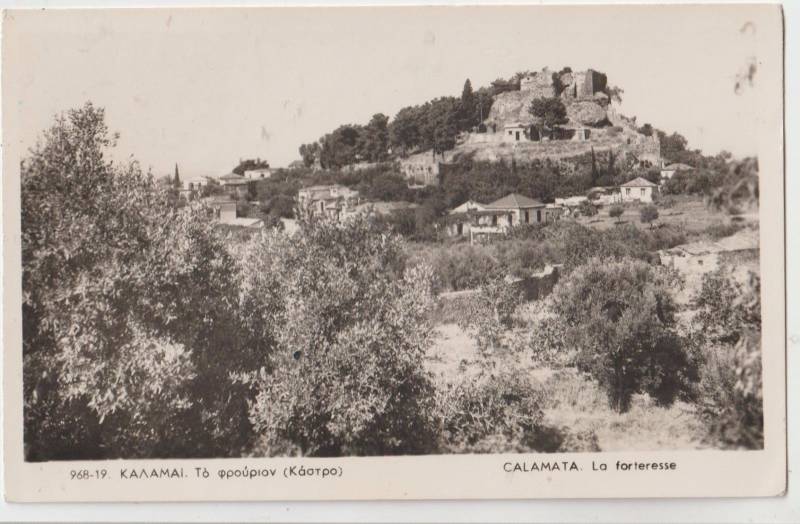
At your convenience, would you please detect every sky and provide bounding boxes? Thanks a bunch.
[3,5,775,178]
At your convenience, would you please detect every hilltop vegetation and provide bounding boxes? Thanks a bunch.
[299,79,492,168]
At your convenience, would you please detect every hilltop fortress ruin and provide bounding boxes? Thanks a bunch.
[401,67,661,184]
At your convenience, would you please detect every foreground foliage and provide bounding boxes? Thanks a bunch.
[693,267,763,448]
[22,103,258,460]
[240,217,440,456]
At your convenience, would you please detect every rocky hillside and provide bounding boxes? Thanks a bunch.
[445,67,660,168]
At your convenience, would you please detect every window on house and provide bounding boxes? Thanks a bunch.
[641,188,646,196]
[537,210,542,222]
[626,188,631,196]
[457,223,463,235]
[492,215,498,226]
[524,211,530,224]
[507,214,513,225]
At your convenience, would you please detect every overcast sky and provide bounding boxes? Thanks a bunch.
[4,5,775,177]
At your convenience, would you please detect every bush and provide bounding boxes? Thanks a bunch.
[640,204,659,227]
[578,199,598,217]
[549,258,698,412]
[644,224,687,251]
[243,217,440,456]
[658,195,677,208]
[436,371,546,453]
[693,268,763,448]
[704,221,743,240]
[429,243,501,291]
[494,239,554,278]
[456,276,521,354]
[560,223,654,270]
[609,205,624,222]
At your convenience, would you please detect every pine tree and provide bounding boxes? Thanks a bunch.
[460,79,475,129]
[607,150,616,177]
[173,163,181,189]
[590,147,599,185]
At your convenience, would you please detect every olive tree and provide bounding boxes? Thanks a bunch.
[457,276,521,355]
[549,258,697,412]
[22,103,256,460]
[609,205,624,223]
[240,216,440,456]
[640,204,659,228]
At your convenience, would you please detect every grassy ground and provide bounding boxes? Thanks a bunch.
[576,195,742,233]
[425,324,711,452]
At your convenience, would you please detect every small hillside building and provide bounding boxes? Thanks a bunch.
[179,176,213,200]
[207,197,263,228]
[619,177,658,203]
[296,184,360,221]
[660,162,695,182]
[218,172,251,198]
[503,122,529,143]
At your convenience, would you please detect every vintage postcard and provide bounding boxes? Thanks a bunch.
[2,4,786,502]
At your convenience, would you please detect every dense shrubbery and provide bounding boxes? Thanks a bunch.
[436,371,547,453]
[22,103,259,460]
[692,267,763,448]
[300,79,494,168]
[239,216,441,456]
[418,243,502,292]
[409,221,693,294]
[22,104,446,460]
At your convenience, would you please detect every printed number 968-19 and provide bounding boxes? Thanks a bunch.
[70,469,108,480]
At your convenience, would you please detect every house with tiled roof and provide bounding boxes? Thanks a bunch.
[218,172,251,198]
[619,177,658,203]
[447,192,564,243]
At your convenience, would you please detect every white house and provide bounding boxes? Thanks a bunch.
[619,177,658,203]
[503,122,529,143]
[208,197,263,228]
[179,176,212,198]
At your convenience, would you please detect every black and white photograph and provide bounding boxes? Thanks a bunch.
[1,4,787,502]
